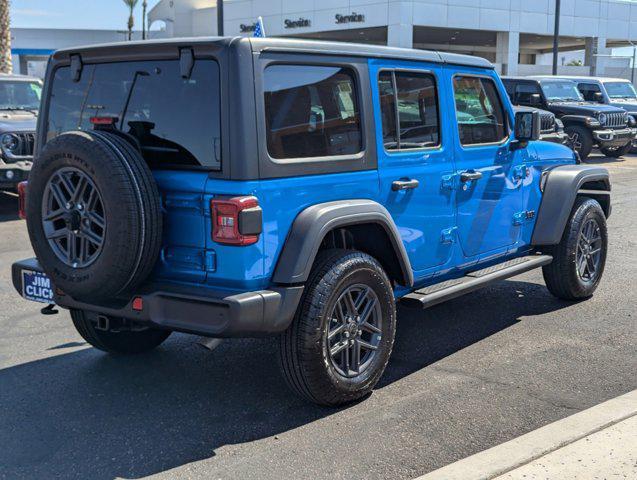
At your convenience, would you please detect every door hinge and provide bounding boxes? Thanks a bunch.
[441,174,457,190]
[441,226,458,244]
[513,164,530,181]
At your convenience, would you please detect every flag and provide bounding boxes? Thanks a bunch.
[254,16,266,38]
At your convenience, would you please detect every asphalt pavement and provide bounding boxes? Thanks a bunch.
[0,154,635,480]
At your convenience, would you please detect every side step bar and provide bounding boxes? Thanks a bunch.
[401,255,553,309]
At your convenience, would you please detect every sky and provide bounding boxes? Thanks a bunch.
[11,0,162,31]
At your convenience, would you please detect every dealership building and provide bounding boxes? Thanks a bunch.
[10,28,139,78]
[148,0,637,80]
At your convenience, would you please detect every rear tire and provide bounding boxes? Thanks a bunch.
[565,125,593,161]
[600,143,631,158]
[71,309,171,354]
[279,249,396,406]
[542,197,607,300]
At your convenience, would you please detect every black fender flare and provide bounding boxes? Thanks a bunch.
[272,199,414,287]
[560,115,595,128]
[532,165,611,245]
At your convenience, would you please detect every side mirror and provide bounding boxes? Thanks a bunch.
[514,110,541,143]
[530,93,542,106]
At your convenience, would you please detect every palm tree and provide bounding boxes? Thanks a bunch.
[123,0,139,41]
[0,0,12,74]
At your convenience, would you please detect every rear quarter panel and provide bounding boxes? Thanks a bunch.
[203,171,380,291]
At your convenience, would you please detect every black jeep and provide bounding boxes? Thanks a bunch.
[503,76,636,160]
[0,74,41,191]
[512,105,569,147]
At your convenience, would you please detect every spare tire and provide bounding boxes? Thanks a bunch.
[26,130,162,301]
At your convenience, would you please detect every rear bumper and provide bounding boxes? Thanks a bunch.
[0,162,31,190]
[12,258,304,337]
[592,127,637,146]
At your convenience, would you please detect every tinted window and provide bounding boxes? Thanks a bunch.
[379,71,440,150]
[604,81,637,99]
[578,83,602,102]
[453,76,508,146]
[514,83,542,104]
[540,81,583,102]
[264,65,362,159]
[0,81,42,110]
[46,60,221,169]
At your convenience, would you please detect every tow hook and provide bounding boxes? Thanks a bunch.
[41,304,59,316]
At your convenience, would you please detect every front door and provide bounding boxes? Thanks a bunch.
[448,71,524,258]
[371,60,456,275]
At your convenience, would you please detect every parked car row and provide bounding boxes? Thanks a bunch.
[0,74,40,192]
[503,75,637,160]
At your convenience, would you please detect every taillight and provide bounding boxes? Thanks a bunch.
[211,196,262,246]
[90,116,118,126]
[17,181,28,220]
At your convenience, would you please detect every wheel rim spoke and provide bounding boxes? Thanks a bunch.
[352,340,361,373]
[45,226,69,240]
[330,341,348,357]
[328,323,347,341]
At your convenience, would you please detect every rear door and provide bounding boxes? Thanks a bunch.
[447,70,524,259]
[370,60,456,275]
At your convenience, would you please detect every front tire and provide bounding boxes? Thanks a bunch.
[600,143,631,158]
[542,197,608,300]
[71,309,171,354]
[279,249,396,406]
[565,125,593,160]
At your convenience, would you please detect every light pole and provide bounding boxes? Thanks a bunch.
[552,0,561,75]
[142,0,148,40]
[217,0,224,36]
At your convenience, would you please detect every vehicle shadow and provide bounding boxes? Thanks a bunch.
[583,153,626,165]
[0,192,19,222]
[0,279,573,479]
[380,279,574,386]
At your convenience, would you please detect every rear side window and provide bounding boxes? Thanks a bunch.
[453,76,508,146]
[514,83,542,104]
[264,64,362,159]
[46,59,221,169]
[378,70,440,150]
[578,83,602,102]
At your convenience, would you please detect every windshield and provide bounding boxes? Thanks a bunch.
[47,59,221,169]
[604,82,637,99]
[0,81,42,110]
[540,81,583,102]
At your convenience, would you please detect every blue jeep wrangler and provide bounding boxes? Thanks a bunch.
[12,38,611,406]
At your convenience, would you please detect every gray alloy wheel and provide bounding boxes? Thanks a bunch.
[41,167,106,269]
[575,218,603,283]
[326,284,383,378]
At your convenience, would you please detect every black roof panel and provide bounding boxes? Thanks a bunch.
[53,36,493,69]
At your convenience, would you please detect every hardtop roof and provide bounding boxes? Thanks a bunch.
[52,36,493,69]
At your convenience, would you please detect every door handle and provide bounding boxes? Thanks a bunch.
[391,179,420,191]
[460,171,483,183]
